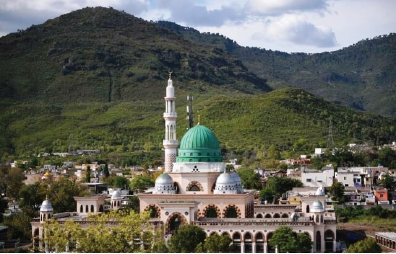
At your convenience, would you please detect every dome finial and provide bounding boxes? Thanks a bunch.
[168,70,173,80]
[198,115,200,125]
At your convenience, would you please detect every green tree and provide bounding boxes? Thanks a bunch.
[5,168,26,200]
[267,145,281,160]
[3,213,32,240]
[266,177,302,197]
[346,238,381,253]
[259,187,276,203]
[269,226,312,253]
[381,174,393,189]
[18,182,46,217]
[130,176,154,193]
[379,147,396,167]
[103,163,110,178]
[84,166,91,183]
[200,233,233,253]
[113,176,129,188]
[168,225,206,253]
[125,195,140,213]
[44,209,159,253]
[329,182,346,203]
[152,240,169,253]
[237,168,261,189]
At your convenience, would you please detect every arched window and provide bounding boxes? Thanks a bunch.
[99,204,104,212]
[265,214,272,218]
[91,205,94,213]
[306,205,310,213]
[189,185,200,191]
[282,213,289,218]
[86,205,88,213]
[225,207,238,218]
[316,231,321,252]
[256,214,263,218]
[273,213,280,218]
[80,205,83,213]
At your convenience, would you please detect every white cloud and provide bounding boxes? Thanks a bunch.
[244,0,329,16]
[254,14,337,48]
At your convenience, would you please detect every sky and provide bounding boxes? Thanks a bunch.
[0,0,395,53]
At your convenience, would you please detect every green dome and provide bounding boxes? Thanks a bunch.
[176,125,222,163]
[180,125,219,149]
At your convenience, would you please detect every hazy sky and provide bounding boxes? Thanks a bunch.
[0,0,394,53]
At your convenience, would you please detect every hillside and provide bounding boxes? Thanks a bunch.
[0,7,270,105]
[157,21,396,116]
[1,88,395,159]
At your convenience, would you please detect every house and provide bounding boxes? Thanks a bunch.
[374,189,389,204]
[301,167,334,187]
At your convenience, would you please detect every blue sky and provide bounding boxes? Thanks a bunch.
[0,0,394,53]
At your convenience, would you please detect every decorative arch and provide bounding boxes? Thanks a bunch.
[223,204,241,218]
[255,232,265,242]
[99,204,104,213]
[244,232,252,242]
[256,213,263,218]
[273,213,280,218]
[186,181,204,192]
[165,212,188,234]
[203,204,220,218]
[265,213,272,218]
[91,205,94,213]
[144,204,161,218]
[282,213,289,218]
[325,230,335,252]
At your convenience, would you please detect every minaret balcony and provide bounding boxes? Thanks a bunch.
[163,140,179,146]
[163,112,177,118]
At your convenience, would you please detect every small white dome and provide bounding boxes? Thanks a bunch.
[230,171,244,194]
[111,190,121,199]
[216,173,235,185]
[155,173,174,185]
[40,200,53,212]
[311,200,324,213]
[153,173,176,194]
[315,186,325,196]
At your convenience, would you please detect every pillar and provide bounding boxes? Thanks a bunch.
[263,242,267,253]
[241,242,245,253]
[333,239,337,252]
[252,242,256,253]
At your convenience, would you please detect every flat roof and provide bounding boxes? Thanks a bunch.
[376,232,396,240]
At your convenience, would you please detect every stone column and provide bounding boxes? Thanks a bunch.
[333,239,337,253]
[241,242,245,253]
[263,242,267,253]
[252,242,256,253]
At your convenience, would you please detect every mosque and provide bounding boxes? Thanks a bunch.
[31,76,337,253]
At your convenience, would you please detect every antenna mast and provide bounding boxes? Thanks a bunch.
[186,95,194,129]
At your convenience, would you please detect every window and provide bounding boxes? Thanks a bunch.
[380,194,383,198]
[307,179,312,182]
[198,153,201,156]
[344,177,347,180]
[190,153,193,156]
[189,185,200,191]
[317,180,322,182]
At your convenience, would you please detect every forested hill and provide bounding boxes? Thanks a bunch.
[157,21,396,116]
[0,7,271,105]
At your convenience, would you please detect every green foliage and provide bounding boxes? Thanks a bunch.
[3,213,32,240]
[18,182,46,218]
[152,240,169,253]
[266,177,303,197]
[169,225,206,253]
[4,168,26,200]
[113,175,129,188]
[129,176,154,193]
[199,233,233,253]
[0,196,7,213]
[346,238,382,253]
[268,226,312,253]
[379,147,396,167]
[267,145,281,159]
[259,187,276,202]
[125,195,140,213]
[84,166,91,183]
[336,205,396,220]
[44,209,159,253]
[103,163,110,177]
[236,168,261,189]
[381,174,393,189]
[329,182,346,203]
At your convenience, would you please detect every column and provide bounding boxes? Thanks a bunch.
[321,236,325,253]
[252,242,256,253]
[333,239,337,253]
[241,242,245,253]
[263,242,267,253]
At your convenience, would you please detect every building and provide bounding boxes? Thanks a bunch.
[301,167,334,187]
[376,232,396,250]
[31,76,337,253]
[335,166,388,187]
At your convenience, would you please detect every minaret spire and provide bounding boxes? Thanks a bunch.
[163,72,179,172]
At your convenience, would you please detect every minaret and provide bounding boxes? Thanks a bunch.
[163,72,179,172]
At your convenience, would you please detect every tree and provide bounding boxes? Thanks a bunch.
[113,176,129,188]
[198,233,233,253]
[381,174,393,189]
[329,182,346,203]
[237,168,261,189]
[84,166,91,183]
[379,147,396,167]
[259,187,276,203]
[266,177,302,198]
[5,168,26,200]
[18,182,46,218]
[44,209,159,253]
[168,225,206,253]
[346,238,381,253]
[129,176,154,193]
[125,195,140,213]
[3,213,32,240]
[267,144,281,160]
[103,163,110,178]
[269,226,312,253]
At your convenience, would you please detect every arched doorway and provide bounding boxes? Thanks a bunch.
[324,230,335,252]
[306,205,310,213]
[256,213,263,218]
[33,228,39,247]
[166,212,187,235]
[99,204,103,212]
[232,232,241,253]
[244,232,253,253]
[316,231,321,252]
[255,232,264,252]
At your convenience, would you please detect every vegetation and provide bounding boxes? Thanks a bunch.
[3,214,32,240]
[336,205,396,222]
[346,238,382,253]
[329,182,346,203]
[168,225,206,253]
[195,233,233,253]
[43,209,159,253]
[129,176,155,193]
[268,226,312,253]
